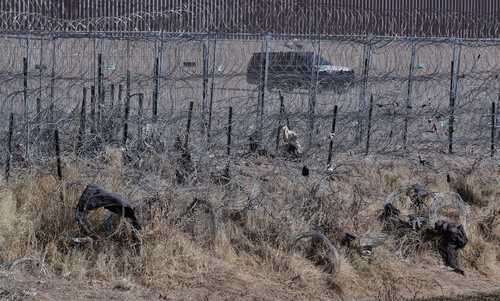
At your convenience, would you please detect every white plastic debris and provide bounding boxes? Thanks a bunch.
[282,126,303,155]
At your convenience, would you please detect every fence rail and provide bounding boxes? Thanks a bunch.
[1,1,500,38]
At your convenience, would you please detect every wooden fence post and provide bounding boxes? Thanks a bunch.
[327,105,338,167]
[365,95,374,156]
[185,101,194,149]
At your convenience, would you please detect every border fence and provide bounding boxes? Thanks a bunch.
[0,5,498,286]
[1,1,500,38]
[0,3,499,181]
[0,31,499,177]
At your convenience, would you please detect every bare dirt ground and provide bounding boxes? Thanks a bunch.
[1,266,499,301]
[0,270,162,301]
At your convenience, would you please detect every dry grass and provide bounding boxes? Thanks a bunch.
[0,151,499,300]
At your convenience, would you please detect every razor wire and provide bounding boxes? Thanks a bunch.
[0,7,498,272]
[0,32,498,176]
[1,34,497,270]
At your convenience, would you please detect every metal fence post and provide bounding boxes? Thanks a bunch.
[5,113,14,182]
[49,35,56,128]
[308,38,321,150]
[122,81,130,147]
[116,84,123,140]
[257,33,270,149]
[202,39,209,131]
[110,83,115,109]
[124,38,131,146]
[153,56,159,123]
[90,86,96,134]
[38,37,44,102]
[276,91,285,152]
[327,105,338,168]
[138,93,144,146]
[35,98,41,138]
[54,128,64,202]
[448,43,460,154]
[403,42,416,152]
[365,95,374,156]
[492,102,496,158]
[358,37,372,145]
[97,53,104,133]
[497,92,500,141]
[448,59,455,154]
[54,129,63,181]
[23,57,29,161]
[185,101,194,149]
[118,84,123,114]
[227,106,232,156]
[77,87,87,153]
[207,33,217,144]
